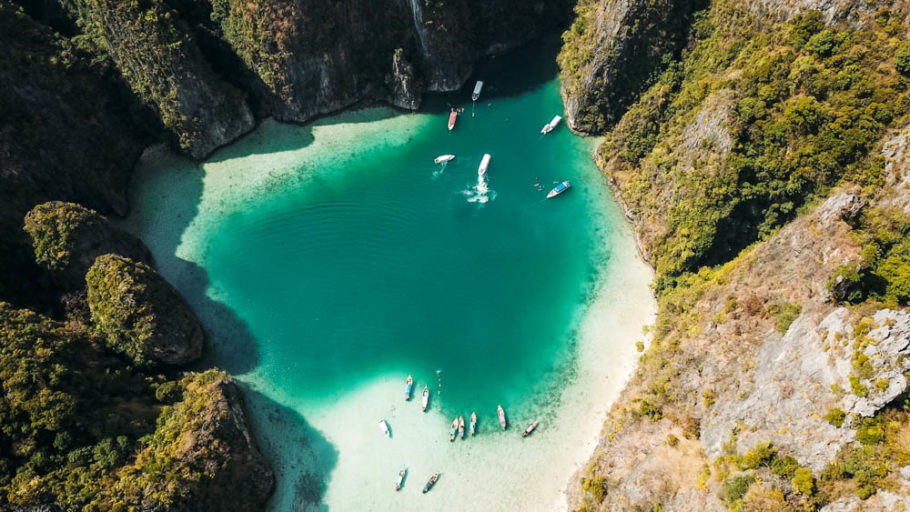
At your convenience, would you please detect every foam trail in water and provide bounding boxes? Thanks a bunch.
[431,161,448,179]
[464,174,493,204]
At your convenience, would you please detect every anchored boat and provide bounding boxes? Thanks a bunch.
[478,153,491,177]
[405,374,413,400]
[434,154,455,164]
[458,416,466,439]
[423,473,440,494]
[396,468,407,491]
[472,81,484,101]
[448,109,458,130]
[541,115,562,134]
[547,180,571,199]
[449,418,459,442]
[470,411,477,436]
[421,385,429,412]
[497,404,507,430]
[378,419,391,438]
[522,420,539,438]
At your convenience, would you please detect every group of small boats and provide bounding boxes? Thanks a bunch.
[394,468,439,494]
[379,374,541,494]
[438,82,571,200]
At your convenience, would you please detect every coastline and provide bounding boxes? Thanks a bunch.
[120,96,657,511]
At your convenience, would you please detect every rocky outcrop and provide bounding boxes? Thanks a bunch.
[76,0,254,159]
[111,370,274,512]
[86,254,203,365]
[558,0,702,133]
[23,201,151,289]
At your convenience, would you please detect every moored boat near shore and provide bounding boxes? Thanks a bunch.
[378,419,391,438]
[396,468,407,491]
[540,115,562,134]
[405,374,413,401]
[497,404,507,430]
[470,411,477,436]
[472,81,484,101]
[522,420,539,438]
[449,418,458,442]
[421,385,429,412]
[422,473,439,494]
[458,415,466,439]
[448,109,458,130]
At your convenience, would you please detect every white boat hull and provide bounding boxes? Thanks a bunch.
[434,154,455,164]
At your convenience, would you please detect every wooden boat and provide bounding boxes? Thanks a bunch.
[449,418,458,442]
[378,419,391,438]
[541,115,562,134]
[547,180,571,199]
[405,374,413,401]
[422,473,439,494]
[421,385,430,412]
[497,404,507,430]
[478,153,491,177]
[396,468,407,491]
[472,81,484,101]
[434,154,455,164]
[448,109,458,130]
[458,415,466,439]
[469,411,477,436]
[522,420,539,438]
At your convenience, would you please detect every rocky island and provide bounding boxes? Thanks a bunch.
[0,0,908,510]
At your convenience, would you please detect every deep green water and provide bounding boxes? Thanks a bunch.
[123,39,639,510]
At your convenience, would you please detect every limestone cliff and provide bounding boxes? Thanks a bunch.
[563,0,910,510]
[86,253,204,365]
[75,0,255,159]
[105,370,274,512]
[23,201,151,290]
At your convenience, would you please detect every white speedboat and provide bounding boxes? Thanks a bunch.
[472,81,484,101]
[478,153,491,177]
[541,115,562,134]
[378,419,391,438]
[547,180,571,199]
[421,385,429,412]
[434,154,455,164]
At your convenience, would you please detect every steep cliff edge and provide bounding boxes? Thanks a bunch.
[563,0,910,510]
[75,0,255,159]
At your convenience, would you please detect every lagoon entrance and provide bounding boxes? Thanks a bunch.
[122,41,655,511]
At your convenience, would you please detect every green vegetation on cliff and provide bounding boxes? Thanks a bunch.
[567,1,910,510]
[23,202,150,289]
[86,253,203,365]
[75,0,252,157]
[0,302,163,507]
[599,5,910,283]
[103,370,274,512]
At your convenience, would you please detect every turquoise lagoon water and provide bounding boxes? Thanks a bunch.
[122,42,654,511]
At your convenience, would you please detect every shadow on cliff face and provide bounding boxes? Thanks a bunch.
[422,32,564,114]
[119,146,259,375]
[241,386,338,512]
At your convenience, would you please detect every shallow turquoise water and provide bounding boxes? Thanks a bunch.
[122,40,645,510]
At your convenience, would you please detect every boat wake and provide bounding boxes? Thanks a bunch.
[431,161,448,179]
[463,175,494,204]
